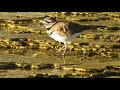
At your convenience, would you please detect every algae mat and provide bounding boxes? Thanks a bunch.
[0,12,120,78]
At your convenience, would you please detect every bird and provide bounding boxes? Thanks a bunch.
[41,16,86,56]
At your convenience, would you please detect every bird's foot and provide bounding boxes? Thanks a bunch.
[56,46,64,53]
[56,48,62,53]
[56,49,66,57]
[55,48,63,56]
[55,46,65,56]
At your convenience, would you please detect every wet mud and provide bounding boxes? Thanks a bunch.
[0,12,120,78]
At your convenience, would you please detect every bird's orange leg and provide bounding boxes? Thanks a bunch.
[56,45,65,53]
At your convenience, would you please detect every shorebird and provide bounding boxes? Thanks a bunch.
[41,16,85,56]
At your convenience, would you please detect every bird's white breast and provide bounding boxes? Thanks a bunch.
[47,30,64,42]
[47,30,80,44]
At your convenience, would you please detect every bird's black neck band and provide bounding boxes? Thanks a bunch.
[47,21,58,30]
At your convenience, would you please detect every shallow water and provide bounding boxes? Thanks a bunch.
[0,12,120,78]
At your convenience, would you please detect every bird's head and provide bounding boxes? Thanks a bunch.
[41,16,57,29]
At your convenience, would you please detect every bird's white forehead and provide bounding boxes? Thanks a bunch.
[44,22,57,29]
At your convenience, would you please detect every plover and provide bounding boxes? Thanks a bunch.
[41,16,85,56]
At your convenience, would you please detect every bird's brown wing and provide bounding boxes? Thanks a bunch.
[50,22,72,36]
[50,21,83,36]
[67,22,84,34]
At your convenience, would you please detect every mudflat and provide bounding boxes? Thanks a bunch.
[0,12,120,78]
